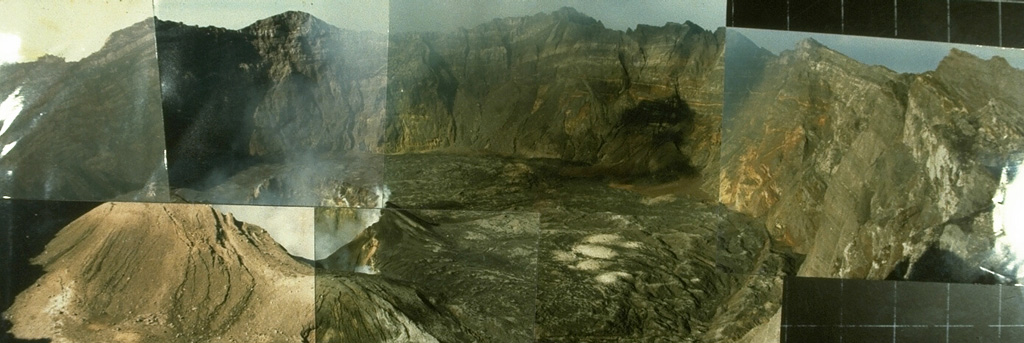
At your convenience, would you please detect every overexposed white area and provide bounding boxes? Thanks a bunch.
[391,0,724,33]
[733,27,1024,74]
[992,162,1024,281]
[0,87,24,138]
[0,33,21,64]
[0,142,17,158]
[0,0,152,62]
[156,0,388,33]
[213,204,315,259]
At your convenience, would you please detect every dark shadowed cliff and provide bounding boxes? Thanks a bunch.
[157,12,387,188]
[386,7,724,185]
[157,8,725,192]
[0,19,168,201]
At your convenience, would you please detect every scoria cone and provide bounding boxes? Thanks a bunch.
[4,202,314,342]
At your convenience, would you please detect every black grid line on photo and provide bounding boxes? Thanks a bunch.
[951,1,1000,45]
[730,0,1015,48]
[1004,2,1024,48]
[782,277,1024,343]
[895,0,950,42]
[844,0,897,38]
[789,0,842,34]
[729,0,789,30]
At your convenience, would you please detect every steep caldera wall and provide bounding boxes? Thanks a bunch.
[158,8,725,188]
[0,19,168,201]
[387,7,724,182]
[721,38,1024,280]
[157,12,387,186]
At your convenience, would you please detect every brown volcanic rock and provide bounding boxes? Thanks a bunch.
[721,38,909,255]
[386,7,724,183]
[719,40,1024,342]
[3,201,537,343]
[720,39,1024,282]
[4,202,314,342]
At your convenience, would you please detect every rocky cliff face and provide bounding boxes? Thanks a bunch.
[158,8,725,191]
[157,12,387,187]
[315,207,539,342]
[387,7,724,184]
[0,19,168,201]
[721,37,1024,282]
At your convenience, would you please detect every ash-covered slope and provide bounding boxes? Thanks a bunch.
[2,202,537,343]
[721,38,1024,282]
[0,19,168,201]
[3,202,315,342]
[159,8,724,191]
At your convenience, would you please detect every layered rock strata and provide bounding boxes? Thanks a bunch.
[156,12,387,188]
[722,38,1024,280]
[386,7,724,187]
[4,202,314,342]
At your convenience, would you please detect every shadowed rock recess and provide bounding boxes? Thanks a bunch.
[2,8,793,343]
[0,19,168,201]
[385,7,723,186]
[722,35,1024,340]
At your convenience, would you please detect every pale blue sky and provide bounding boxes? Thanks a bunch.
[0,1,723,64]
[390,0,725,33]
[156,0,389,32]
[152,1,725,35]
[733,27,1024,74]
